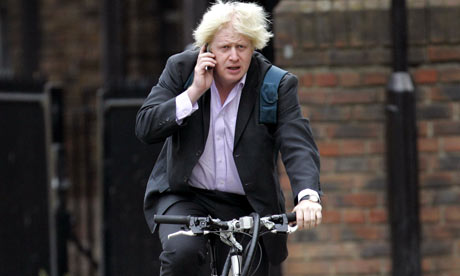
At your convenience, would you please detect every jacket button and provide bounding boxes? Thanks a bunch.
[183,177,188,183]
[196,150,202,156]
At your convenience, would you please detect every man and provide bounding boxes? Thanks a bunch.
[136,1,322,275]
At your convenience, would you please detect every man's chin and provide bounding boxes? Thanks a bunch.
[220,75,242,84]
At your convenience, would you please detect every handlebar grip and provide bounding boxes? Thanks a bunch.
[286,212,297,222]
[154,215,190,225]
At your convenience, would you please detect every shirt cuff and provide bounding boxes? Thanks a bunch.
[297,189,320,203]
[176,91,198,124]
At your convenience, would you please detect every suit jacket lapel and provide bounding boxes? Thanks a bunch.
[234,59,259,148]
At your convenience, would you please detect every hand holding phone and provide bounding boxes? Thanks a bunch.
[188,44,215,103]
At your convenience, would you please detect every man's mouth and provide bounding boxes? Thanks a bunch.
[227,66,241,71]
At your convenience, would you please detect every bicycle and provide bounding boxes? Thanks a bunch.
[154,212,298,276]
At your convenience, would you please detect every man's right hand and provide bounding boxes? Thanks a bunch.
[186,44,216,104]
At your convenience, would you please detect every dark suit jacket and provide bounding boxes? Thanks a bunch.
[136,49,321,264]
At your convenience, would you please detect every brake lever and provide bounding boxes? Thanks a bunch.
[168,230,210,239]
[287,224,298,234]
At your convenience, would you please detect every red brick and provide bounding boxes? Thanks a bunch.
[445,206,460,222]
[316,224,342,241]
[343,209,366,224]
[439,68,460,82]
[422,225,455,240]
[320,194,338,207]
[319,156,336,173]
[327,124,380,139]
[314,73,338,87]
[428,46,460,62]
[430,87,445,101]
[368,140,385,154]
[434,122,460,136]
[431,85,460,101]
[368,209,388,223]
[417,121,429,137]
[286,243,307,259]
[279,173,290,191]
[302,244,352,259]
[317,141,340,156]
[340,140,366,155]
[307,106,352,121]
[423,256,460,270]
[298,89,328,104]
[300,73,313,87]
[362,72,388,86]
[283,260,332,275]
[419,153,440,172]
[339,71,361,87]
[443,137,460,151]
[352,104,385,121]
[329,90,380,104]
[418,138,439,152]
[456,241,460,257]
[322,209,341,224]
[420,207,440,223]
[418,103,452,120]
[367,156,385,172]
[343,193,378,207]
[414,69,438,84]
[352,226,385,240]
[320,174,356,191]
[335,259,383,274]
[420,171,455,188]
[422,257,434,273]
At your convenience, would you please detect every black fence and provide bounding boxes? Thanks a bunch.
[0,81,56,276]
[0,80,165,276]
[98,86,163,276]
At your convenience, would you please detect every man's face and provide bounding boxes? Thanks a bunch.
[209,24,254,90]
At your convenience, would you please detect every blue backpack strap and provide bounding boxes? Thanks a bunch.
[259,65,288,124]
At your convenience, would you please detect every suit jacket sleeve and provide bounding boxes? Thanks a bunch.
[275,73,321,201]
[135,51,196,144]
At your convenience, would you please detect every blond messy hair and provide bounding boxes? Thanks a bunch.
[193,1,273,50]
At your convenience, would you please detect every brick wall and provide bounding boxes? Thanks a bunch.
[274,0,460,275]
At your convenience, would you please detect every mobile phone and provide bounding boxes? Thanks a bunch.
[205,43,212,71]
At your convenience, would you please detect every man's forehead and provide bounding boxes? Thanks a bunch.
[212,26,251,45]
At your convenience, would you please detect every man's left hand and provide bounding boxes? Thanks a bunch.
[292,199,322,230]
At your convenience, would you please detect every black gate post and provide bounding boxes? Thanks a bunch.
[385,0,421,275]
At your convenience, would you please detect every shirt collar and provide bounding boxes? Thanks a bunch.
[239,73,247,89]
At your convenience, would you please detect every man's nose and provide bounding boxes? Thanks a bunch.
[229,47,238,60]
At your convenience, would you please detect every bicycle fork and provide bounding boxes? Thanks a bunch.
[230,249,242,276]
[218,246,243,276]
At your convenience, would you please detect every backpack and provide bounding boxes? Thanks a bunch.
[183,65,288,124]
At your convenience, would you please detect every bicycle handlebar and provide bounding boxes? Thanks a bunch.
[286,212,297,222]
[153,212,297,228]
[153,214,191,225]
